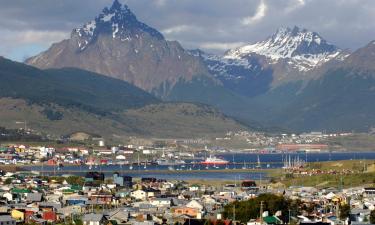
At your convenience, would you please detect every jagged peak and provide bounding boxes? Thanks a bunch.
[224,26,343,71]
[110,0,122,11]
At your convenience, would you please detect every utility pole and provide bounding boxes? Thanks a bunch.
[260,201,264,224]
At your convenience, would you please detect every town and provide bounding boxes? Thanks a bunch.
[0,135,374,225]
[0,160,374,225]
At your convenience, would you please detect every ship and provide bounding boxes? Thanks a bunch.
[201,155,229,165]
[156,159,186,166]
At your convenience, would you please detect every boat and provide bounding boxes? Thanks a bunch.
[256,155,261,168]
[156,159,186,166]
[201,155,229,165]
[242,161,247,169]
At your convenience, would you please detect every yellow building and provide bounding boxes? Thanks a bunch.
[11,209,24,221]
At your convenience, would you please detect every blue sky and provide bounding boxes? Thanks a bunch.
[1,0,375,62]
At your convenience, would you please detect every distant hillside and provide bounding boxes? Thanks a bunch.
[0,57,158,115]
[0,57,245,139]
[0,98,245,140]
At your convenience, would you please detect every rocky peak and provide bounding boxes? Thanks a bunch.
[224,26,343,71]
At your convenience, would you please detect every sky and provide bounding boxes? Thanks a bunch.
[1,0,375,62]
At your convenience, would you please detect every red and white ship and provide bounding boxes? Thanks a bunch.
[201,155,229,165]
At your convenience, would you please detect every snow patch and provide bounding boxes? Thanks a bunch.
[102,13,115,22]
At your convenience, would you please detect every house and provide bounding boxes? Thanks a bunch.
[11,209,25,222]
[27,193,43,203]
[113,173,133,188]
[66,196,88,205]
[42,211,57,222]
[364,188,375,197]
[189,184,200,192]
[82,213,108,225]
[0,215,16,225]
[90,193,113,204]
[173,206,200,218]
[186,200,204,212]
[144,188,160,198]
[131,189,160,200]
[28,216,47,225]
[108,209,130,224]
[131,190,147,200]
[150,198,172,207]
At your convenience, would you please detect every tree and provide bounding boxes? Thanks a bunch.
[339,204,350,220]
[66,176,84,186]
[223,194,291,223]
[4,178,12,185]
[370,210,375,224]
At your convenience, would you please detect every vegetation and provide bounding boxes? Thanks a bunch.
[42,108,63,121]
[0,58,246,139]
[339,204,350,220]
[41,176,85,186]
[4,178,12,184]
[0,57,159,114]
[0,127,43,141]
[370,210,375,224]
[222,193,299,223]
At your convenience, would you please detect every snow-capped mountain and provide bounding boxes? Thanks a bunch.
[191,26,349,97]
[27,0,211,94]
[225,26,344,71]
[73,0,163,51]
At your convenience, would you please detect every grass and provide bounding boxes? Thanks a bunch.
[0,98,244,142]
[272,160,375,188]
[280,172,375,188]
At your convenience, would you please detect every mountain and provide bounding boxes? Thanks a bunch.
[191,27,375,132]
[24,0,375,133]
[25,0,261,129]
[225,26,343,72]
[236,40,375,132]
[0,57,246,139]
[26,0,212,96]
[193,26,348,97]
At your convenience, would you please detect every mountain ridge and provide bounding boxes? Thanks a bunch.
[26,0,213,95]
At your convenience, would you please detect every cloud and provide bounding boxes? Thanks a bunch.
[241,0,268,25]
[285,0,306,13]
[0,30,68,61]
[162,25,198,35]
[1,0,375,60]
[199,42,246,51]
[154,0,168,7]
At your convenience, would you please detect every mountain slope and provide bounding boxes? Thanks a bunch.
[26,0,212,96]
[240,40,375,132]
[273,69,375,132]
[194,26,348,97]
[0,57,246,139]
[0,56,158,114]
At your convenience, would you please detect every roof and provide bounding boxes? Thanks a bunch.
[0,215,15,222]
[263,216,282,224]
[83,213,105,222]
[27,193,43,202]
[12,188,31,194]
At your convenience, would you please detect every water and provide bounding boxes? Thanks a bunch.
[27,151,375,180]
